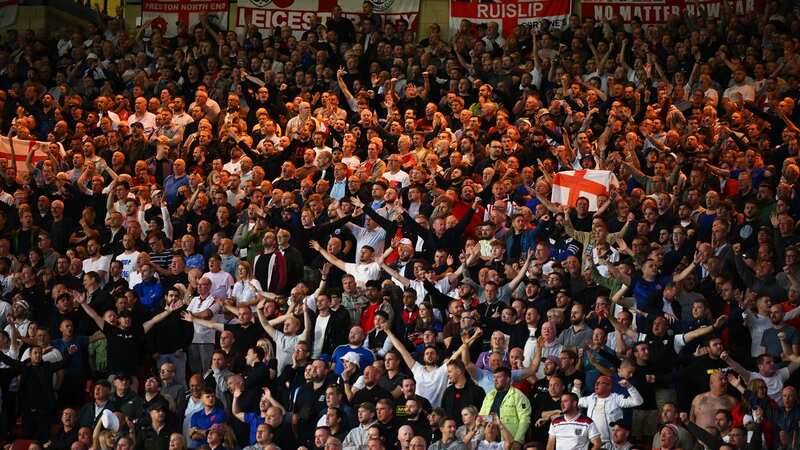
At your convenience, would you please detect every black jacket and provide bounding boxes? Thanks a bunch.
[0,351,71,413]
[441,379,486,426]
[307,308,351,358]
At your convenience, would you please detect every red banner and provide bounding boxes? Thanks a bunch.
[580,0,763,24]
[449,0,571,37]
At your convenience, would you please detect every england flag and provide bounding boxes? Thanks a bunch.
[551,169,618,211]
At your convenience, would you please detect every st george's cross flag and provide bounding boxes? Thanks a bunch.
[551,169,618,211]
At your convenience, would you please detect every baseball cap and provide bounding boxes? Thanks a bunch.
[340,352,361,368]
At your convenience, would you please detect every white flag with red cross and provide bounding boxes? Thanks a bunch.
[551,170,618,211]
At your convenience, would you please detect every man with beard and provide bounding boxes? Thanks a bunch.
[350,365,390,406]
[531,375,565,443]
[293,359,334,447]
[276,341,312,407]
[82,238,112,283]
[547,392,602,450]
[556,303,592,349]
[384,322,478,407]
[392,238,416,279]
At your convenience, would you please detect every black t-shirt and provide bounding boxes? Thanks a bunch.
[351,384,392,406]
[531,391,560,442]
[440,381,485,425]
[631,363,658,409]
[224,322,265,356]
[103,323,144,374]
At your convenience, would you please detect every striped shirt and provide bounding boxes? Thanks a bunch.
[149,250,173,270]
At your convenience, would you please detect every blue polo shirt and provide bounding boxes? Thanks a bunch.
[189,406,226,448]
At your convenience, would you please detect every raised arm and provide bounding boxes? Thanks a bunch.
[505,250,534,292]
[254,294,285,339]
[336,67,356,104]
[533,188,558,214]
[231,387,247,422]
[608,308,639,341]
[682,315,726,344]
[310,240,348,272]
[672,251,703,283]
[142,302,180,333]
[180,310,224,332]
[380,262,411,288]
[299,300,311,341]
[720,351,751,382]
[76,293,106,330]
[382,321,416,370]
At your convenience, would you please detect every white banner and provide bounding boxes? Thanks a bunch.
[142,0,229,38]
[235,0,420,37]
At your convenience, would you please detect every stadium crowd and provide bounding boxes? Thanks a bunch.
[0,1,799,450]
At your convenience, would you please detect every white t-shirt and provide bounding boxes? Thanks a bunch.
[223,160,242,175]
[187,296,221,344]
[749,367,790,403]
[115,251,140,282]
[312,314,331,359]
[410,363,449,407]
[83,255,112,283]
[382,170,410,188]
[203,271,235,300]
[723,83,756,102]
[745,312,772,357]
[343,262,381,289]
